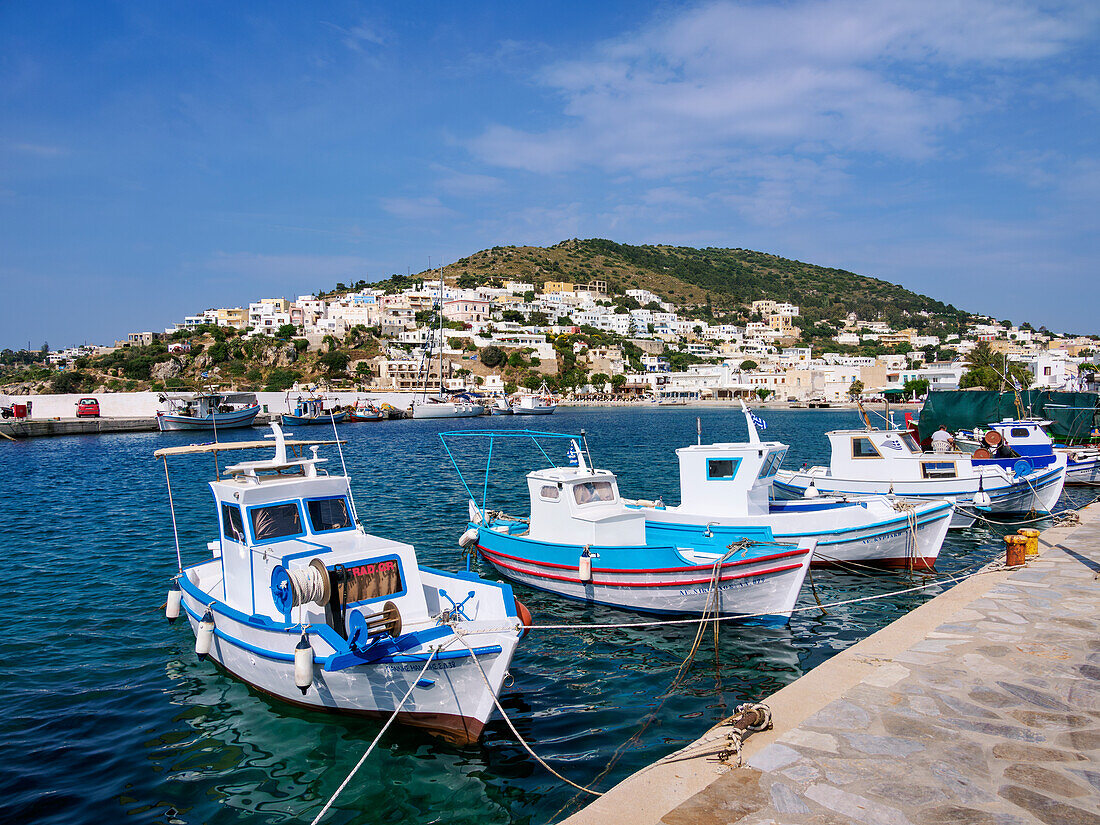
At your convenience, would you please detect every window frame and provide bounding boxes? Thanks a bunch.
[920,461,957,479]
[247,499,306,545]
[221,502,246,544]
[851,437,883,459]
[305,495,355,535]
[539,485,560,501]
[706,457,742,480]
[339,554,408,608]
[572,480,617,506]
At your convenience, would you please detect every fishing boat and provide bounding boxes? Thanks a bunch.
[953,419,1100,486]
[773,415,1067,529]
[155,424,525,744]
[156,391,260,431]
[511,383,556,415]
[441,430,815,624]
[281,393,346,426]
[489,397,513,415]
[630,405,953,570]
[345,400,384,422]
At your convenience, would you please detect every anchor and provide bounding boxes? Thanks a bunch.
[439,589,477,620]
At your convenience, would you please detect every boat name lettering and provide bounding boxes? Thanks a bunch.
[352,560,399,578]
[677,577,763,596]
[384,660,458,674]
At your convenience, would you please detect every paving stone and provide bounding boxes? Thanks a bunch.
[746,744,802,772]
[938,694,1002,720]
[997,785,1100,825]
[815,758,864,786]
[767,781,810,814]
[940,717,1046,743]
[969,688,1019,709]
[804,783,913,825]
[842,732,925,757]
[908,695,939,716]
[995,681,1073,711]
[930,760,995,804]
[1008,709,1093,729]
[864,663,911,688]
[1077,664,1100,681]
[660,769,767,825]
[777,729,839,754]
[975,645,1011,658]
[881,713,955,743]
[1056,728,1100,751]
[780,762,820,784]
[866,781,949,808]
[916,804,1028,825]
[801,699,871,731]
[1002,763,1092,798]
[1068,768,1100,793]
[991,742,1088,762]
[1067,682,1100,712]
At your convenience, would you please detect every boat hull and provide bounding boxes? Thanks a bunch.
[178,576,517,746]
[510,405,556,415]
[474,524,812,624]
[156,405,261,431]
[640,497,953,571]
[1064,452,1100,485]
[773,464,1066,528]
[411,403,485,419]
[280,411,347,426]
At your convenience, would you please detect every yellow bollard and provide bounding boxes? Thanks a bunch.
[1018,528,1040,557]
[1004,535,1027,567]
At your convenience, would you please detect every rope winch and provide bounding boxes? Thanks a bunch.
[270,558,331,614]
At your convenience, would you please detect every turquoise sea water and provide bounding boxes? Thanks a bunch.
[3,407,1093,825]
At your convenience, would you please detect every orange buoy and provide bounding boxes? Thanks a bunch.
[1018,528,1040,557]
[1004,535,1027,567]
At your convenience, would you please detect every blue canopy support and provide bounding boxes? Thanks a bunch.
[439,429,583,519]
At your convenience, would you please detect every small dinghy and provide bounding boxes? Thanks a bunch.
[631,404,953,571]
[441,430,815,625]
[155,424,525,744]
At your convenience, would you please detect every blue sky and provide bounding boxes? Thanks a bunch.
[2,0,1098,349]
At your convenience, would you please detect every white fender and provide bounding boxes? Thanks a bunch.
[579,550,592,582]
[195,610,215,659]
[803,480,820,499]
[459,527,480,549]
[973,490,992,509]
[294,634,314,695]
[166,587,182,623]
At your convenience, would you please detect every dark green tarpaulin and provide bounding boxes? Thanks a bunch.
[918,390,1100,443]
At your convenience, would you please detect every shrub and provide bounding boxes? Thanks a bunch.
[480,346,506,368]
[264,369,301,392]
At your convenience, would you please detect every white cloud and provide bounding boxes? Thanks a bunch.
[379,196,458,221]
[469,0,1093,176]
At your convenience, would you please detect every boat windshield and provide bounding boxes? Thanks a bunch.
[899,433,921,453]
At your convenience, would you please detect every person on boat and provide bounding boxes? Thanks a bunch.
[931,426,954,453]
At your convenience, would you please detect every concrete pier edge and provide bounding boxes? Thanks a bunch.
[561,503,1100,824]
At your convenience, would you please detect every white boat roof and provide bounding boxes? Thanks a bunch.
[154,437,342,458]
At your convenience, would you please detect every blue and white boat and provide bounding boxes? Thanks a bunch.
[629,405,953,571]
[774,419,1067,528]
[156,391,260,431]
[156,424,525,745]
[955,419,1100,487]
[281,394,346,426]
[442,430,815,625]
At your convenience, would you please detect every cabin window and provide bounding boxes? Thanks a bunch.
[851,437,881,458]
[338,556,405,606]
[573,480,616,505]
[250,502,304,542]
[307,497,352,532]
[921,461,956,479]
[1009,427,1030,439]
[757,450,786,479]
[707,458,741,479]
[899,434,921,453]
[540,485,560,501]
[221,503,245,543]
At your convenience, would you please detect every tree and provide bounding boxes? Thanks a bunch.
[276,324,298,339]
[754,387,773,401]
[480,346,506,368]
[507,351,527,368]
[740,360,758,371]
[590,373,610,389]
[960,342,1032,390]
[903,378,929,399]
[610,374,627,392]
[319,351,350,375]
[848,379,864,399]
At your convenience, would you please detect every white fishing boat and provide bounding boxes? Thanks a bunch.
[630,405,953,570]
[511,382,556,415]
[774,418,1067,529]
[443,430,815,624]
[156,391,260,431]
[156,424,525,744]
[489,397,513,415]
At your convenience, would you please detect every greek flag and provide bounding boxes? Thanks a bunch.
[567,443,579,466]
[750,412,767,431]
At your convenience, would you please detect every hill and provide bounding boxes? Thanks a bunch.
[435,239,970,333]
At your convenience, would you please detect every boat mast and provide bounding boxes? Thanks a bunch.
[438,258,446,397]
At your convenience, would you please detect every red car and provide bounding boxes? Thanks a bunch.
[76,397,100,418]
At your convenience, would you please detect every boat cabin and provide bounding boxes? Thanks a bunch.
[674,440,788,517]
[201,428,430,637]
[824,428,960,481]
[525,444,645,546]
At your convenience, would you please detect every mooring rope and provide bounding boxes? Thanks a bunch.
[308,647,439,825]
[450,631,604,797]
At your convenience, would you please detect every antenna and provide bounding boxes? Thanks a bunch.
[580,429,594,468]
